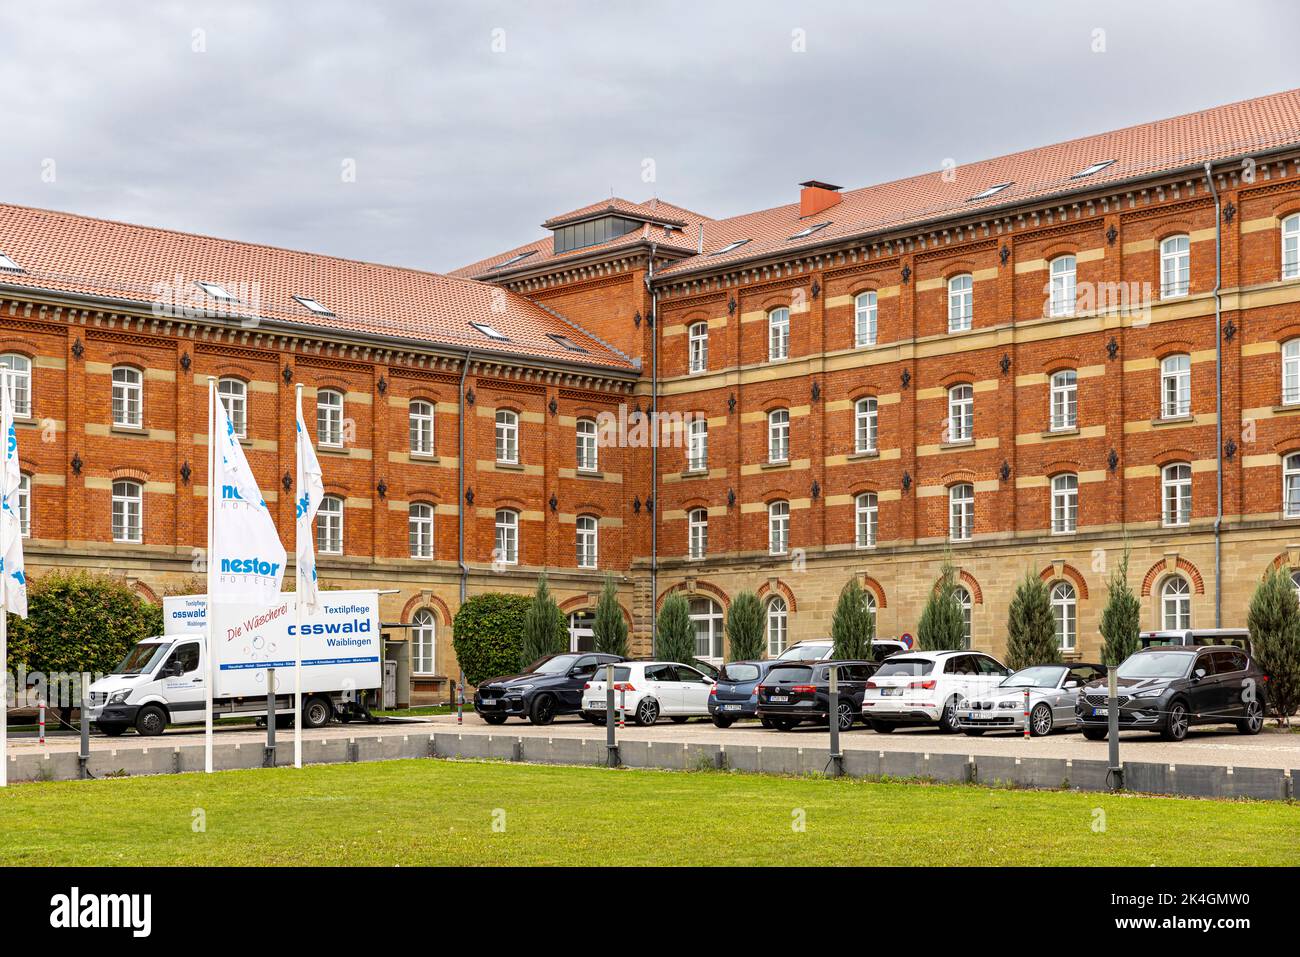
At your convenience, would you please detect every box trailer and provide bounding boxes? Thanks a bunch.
[87,591,382,736]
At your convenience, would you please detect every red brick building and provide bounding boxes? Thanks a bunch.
[5,89,1300,695]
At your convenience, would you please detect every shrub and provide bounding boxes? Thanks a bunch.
[451,593,531,686]
[520,574,567,665]
[655,592,696,664]
[1099,545,1141,666]
[1247,565,1300,726]
[1005,571,1061,670]
[831,577,875,659]
[592,573,628,657]
[725,591,764,661]
[917,557,966,651]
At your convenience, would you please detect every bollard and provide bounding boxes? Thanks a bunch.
[1106,666,1123,790]
[38,699,45,748]
[456,680,464,726]
[264,667,277,768]
[78,674,90,780]
[1023,688,1031,740]
[604,672,617,768]
[827,665,842,778]
[618,685,626,729]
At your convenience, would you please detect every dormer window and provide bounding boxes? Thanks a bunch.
[470,321,509,342]
[710,239,750,256]
[788,222,831,240]
[196,281,237,302]
[968,182,1013,201]
[0,252,22,273]
[1072,160,1116,179]
[293,295,334,316]
[552,216,640,254]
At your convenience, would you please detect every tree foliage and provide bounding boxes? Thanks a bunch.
[520,574,568,666]
[1099,545,1141,666]
[1005,571,1061,670]
[451,592,531,686]
[592,573,628,657]
[655,592,697,665]
[725,591,765,661]
[917,558,966,651]
[831,577,875,660]
[1247,565,1300,726]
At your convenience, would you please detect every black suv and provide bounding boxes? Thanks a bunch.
[756,659,880,731]
[475,653,625,725]
[1075,645,1267,741]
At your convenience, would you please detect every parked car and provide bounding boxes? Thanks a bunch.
[1139,628,1251,654]
[774,638,908,663]
[861,650,1012,732]
[756,660,880,731]
[1075,645,1267,741]
[708,659,781,728]
[956,662,1107,736]
[581,660,715,726]
[475,652,625,726]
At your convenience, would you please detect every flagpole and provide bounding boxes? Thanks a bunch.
[205,376,216,774]
[294,383,303,769]
[0,371,8,789]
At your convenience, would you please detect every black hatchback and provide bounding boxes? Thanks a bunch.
[475,652,625,725]
[756,660,880,731]
[1075,645,1268,741]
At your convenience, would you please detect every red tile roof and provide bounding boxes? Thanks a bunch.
[464,88,1300,282]
[543,197,690,228]
[0,204,637,373]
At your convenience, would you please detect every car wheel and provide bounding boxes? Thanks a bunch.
[771,718,798,732]
[759,716,776,730]
[1160,700,1189,741]
[96,723,127,737]
[937,697,960,733]
[868,720,895,733]
[635,698,659,726]
[1081,726,1108,741]
[1237,700,1264,735]
[134,705,167,737]
[835,700,855,731]
[712,715,734,729]
[529,694,557,726]
[961,728,985,737]
[480,713,508,725]
[1030,703,1053,737]
[302,696,333,729]
[670,716,689,724]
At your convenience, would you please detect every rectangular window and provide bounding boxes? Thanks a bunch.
[111,367,143,428]
[1050,256,1076,318]
[111,481,142,543]
[317,498,343,554]
[687,419,707,472]
[688,510,707,559]
[768,309,789,361]
[316,390,344,447]
[1161,356,1191,419]
[495,411,518,464]
[495,511,518,565]
[408,504,434,559]
[948,386,973,442]
[1050,371,1078,431]
[409,401,434,454]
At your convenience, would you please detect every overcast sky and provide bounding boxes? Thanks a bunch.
[0,1,1296,274]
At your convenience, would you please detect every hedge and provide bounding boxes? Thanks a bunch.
[452,593,533,686]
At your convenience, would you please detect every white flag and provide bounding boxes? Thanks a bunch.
[294,389,324,614]
[0,372,27,618]
[210,389,285,603]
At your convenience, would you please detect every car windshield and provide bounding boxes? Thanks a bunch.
[112,641,172,675]
[591,665,632,683]
[1117,652,1192,679]
[874,658,934,677]
[778,643,829,661]
[1001,666,1066,689]
[720,663,760,682]
[526,654,581,675]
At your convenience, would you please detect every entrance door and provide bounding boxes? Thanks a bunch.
[568,610,596,652]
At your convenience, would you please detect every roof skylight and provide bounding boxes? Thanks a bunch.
[1071,160,1116,179]
[0,252,23,273]
[709,239,751,256]
[493,250,537,270]
[292,295,335,316]
[968,182,1013,201]
[788,222,831,240]
[546,333,587,353]
[196,281,237,301]
[470,321,510,342]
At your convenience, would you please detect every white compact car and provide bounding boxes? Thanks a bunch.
[581,660,715,726]
[861,650,1012,733]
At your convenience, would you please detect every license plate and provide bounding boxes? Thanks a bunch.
[1093,707,1108,717]
[722,704,741,711]
[586,700,604,710]
[480,699,496,706]
[770,695,789,703]
[967,712,979,720]
[880,688,901,696]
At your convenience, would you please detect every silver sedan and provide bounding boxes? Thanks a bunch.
[955,663,1108,736]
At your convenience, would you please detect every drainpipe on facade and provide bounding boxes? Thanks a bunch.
[645,245,658,656]
[1203,163,1224,627]
[457,348,474,705]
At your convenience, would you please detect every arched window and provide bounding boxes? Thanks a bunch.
[688,508,708,559]
[865,590,877,630]
[1051,581,1077,651]
[111,366,143,428]
[411,608,436,675]
[217,377,247,437]
[689,597,724,659]
[1162,463,1192,527]
[1283,340,1300,406]
[0,354,31,418]
[1285,453,1300,518]
[1050,369,1077,431]
[317,388,344,447]
[854,291,877,347]
[953,585,973,647]
[1161,577,1191,630]
[948,273,973,332]
[576,418,598,473]
[768,500,790,555]
[408,502,434,559]
[495,409,519,464]
[1161,354,1191,418]
[494,508,518,565]
[767,408,790,463]
[1283,213,1299,280]
[949,484,974,542]
[768,306,790,361]
[317,495,343,554]
[17,473,30,538]
[409,400,434,455]
[947,384,973,442]
[1049,255,1077,317]
[688,321,709,373]
[576,515,598,569]
[855,492,878,548]
[1051,473,1078,534]
[687,417,708,472]
[111,479,142,543]
[766,597,788,656]
[1160,234,1190,298]
[854,397,877,454]
[1291,570,1300,608]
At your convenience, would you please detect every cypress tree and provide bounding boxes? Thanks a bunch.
[918,557,966,651]
[1005,571,1061,670]
[1247,565,1300,727]
[725,591,765,661]
[591,573,628,657]
[655,592,697,664]
[521,573,567,665]
[1099,545,1141,666]
[831,577,875,659]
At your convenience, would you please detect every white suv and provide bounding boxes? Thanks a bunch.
[861,650,1011,733]
[581,660,715,726]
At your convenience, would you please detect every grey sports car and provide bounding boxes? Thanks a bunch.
[955,662,1107,736]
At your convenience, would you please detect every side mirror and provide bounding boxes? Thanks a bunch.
[1193,668,1207,682]
[1004,669,1014,677]
[1064,679,1079,689]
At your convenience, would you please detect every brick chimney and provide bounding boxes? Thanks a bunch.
[799,180,842,218]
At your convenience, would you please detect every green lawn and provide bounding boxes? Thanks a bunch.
[0,759,1296,866]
